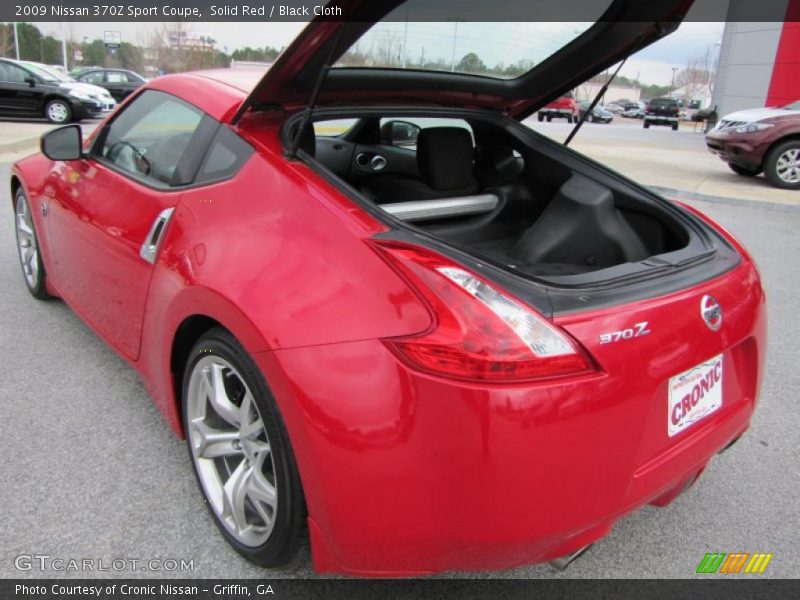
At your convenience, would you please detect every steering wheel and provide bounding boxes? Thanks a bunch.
[106,141,152,176]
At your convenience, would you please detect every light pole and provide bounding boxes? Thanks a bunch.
[13,22,20,60]
[448,18,463,72]
[61,22,68,72]
[671,66,678,97]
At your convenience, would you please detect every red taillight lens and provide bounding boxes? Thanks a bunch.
[372,241,593,382]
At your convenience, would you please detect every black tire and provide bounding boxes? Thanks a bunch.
[45,98,72,124]
[672,123,679,131]
[537,113,544,122]
[763,140,800,190]
[727,163,762,177]
[182,328,306,567]
[546,116,552,122]
[13,188,50,300]
[643,121,650,129]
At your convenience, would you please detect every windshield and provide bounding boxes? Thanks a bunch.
[23,63,73,83]
[334,0,612,79]
[782,100,800,111]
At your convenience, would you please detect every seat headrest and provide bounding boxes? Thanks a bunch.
[417,127,474,190]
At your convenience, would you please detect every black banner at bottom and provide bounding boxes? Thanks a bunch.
[2,579,797,600]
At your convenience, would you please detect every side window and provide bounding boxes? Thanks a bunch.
[81,71,104,84]
[0,63,29,84]
[97,90,204,186]
[106,71,127,83]
[195,125,253,185]
[313,118,358,138]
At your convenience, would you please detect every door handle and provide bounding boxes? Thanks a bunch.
[139,207,175,264]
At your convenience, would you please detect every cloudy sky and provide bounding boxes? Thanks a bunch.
[33,19,724,87]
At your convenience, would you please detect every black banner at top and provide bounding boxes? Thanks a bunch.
[2,0,800,22]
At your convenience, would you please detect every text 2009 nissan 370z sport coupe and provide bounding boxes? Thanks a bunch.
[11,0,765,576]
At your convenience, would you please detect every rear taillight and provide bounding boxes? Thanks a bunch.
[372,241,593,382]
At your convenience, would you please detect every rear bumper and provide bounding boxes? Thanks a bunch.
[645,115,678,124]
[541,109,575,117]
[256,260,765,576]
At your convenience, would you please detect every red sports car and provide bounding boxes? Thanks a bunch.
[11,0,766,576]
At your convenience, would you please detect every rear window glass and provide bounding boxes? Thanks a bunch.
[334,0,613,80]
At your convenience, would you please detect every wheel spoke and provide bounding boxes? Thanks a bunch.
[221,460,252,535]
[16,215,33,237]
[190,419,241,459]
[203,363,241,427]
[238,392,265,439]
[247,463,277,512]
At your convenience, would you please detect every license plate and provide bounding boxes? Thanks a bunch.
[667,355,723,437]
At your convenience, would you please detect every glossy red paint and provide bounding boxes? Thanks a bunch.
[10,69,766,575]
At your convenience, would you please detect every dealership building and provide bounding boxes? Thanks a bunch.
[712,1,800,116]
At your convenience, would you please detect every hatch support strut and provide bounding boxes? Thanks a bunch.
[564,35,644,147]
[286,25,345,159]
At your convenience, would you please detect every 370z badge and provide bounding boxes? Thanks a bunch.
[599,321,651,344]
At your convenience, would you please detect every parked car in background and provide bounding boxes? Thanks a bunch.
[0,58,109,123]
[23,62,116,113]
[603,103,625,114]
[74,68,146,101]
[621,105,645,119]
[69,65,103,78]
[578,101,614,123]
[706,100,800,189]
[537,94,580,122]
[644,98,680,130]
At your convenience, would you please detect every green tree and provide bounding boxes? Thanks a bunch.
[82,39,108,67]
[456,52,486,74]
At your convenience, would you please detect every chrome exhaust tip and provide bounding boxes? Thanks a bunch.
[549,544,592,571]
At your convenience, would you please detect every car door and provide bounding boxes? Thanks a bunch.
[103,70,129,101]
[46,89,215,359]
[0,62,42,117]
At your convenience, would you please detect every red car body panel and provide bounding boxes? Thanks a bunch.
[10,64,766,575]
[247,257,764,575]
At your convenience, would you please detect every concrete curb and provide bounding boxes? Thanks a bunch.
[650,185,800,214]
[0,135,40,155]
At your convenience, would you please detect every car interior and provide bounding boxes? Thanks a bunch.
[299,115,690,278]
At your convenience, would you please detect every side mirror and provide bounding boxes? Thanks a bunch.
[380,120,421,147]
[25,76,36,87]
[41,125,83,161]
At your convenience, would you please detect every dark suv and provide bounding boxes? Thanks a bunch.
[644,98,679,130]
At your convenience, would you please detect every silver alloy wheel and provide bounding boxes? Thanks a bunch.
[14,193,39,289]
[775,147,800,184]
[47,102,68,123]
[186,355,278,547]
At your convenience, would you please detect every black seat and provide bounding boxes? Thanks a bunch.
[362,127,479,204]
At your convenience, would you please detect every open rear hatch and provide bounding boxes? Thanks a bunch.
[232,0,696,121]
[236,0,739,312]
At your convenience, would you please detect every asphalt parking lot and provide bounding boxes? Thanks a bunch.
[0,138,798,578]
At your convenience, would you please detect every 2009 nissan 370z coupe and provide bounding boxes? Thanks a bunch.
[11,0,766,576]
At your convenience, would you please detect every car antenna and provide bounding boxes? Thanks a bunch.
[286,24,345,160]
[564,34,645,147]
